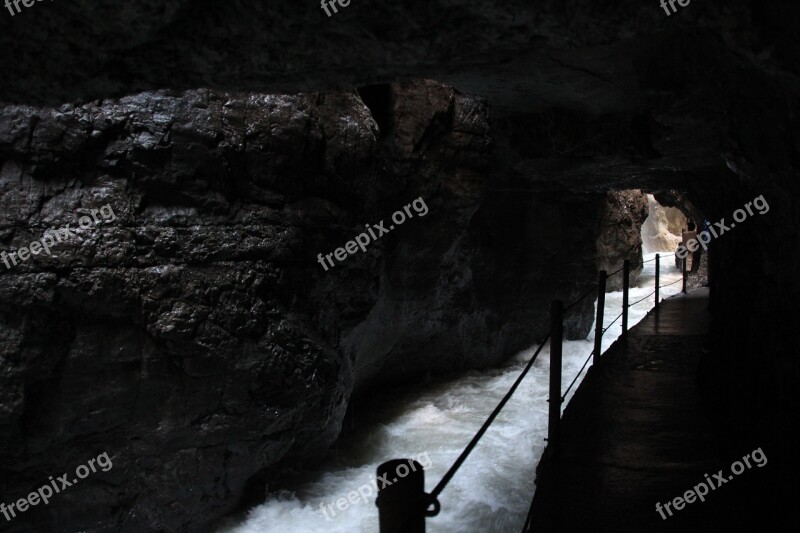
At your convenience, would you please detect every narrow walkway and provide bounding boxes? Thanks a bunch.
[528,288,769,532]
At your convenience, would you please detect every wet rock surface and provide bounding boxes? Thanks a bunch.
[0,90,378,531]
[642,194,686,254]
[0,82,606,531]
[596,190,649,291]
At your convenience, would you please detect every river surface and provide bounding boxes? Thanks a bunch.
[220,253,684,533]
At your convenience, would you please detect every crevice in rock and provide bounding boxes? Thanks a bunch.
[357,84,394,138]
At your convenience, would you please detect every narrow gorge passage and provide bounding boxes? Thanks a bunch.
[2,2,797,532]
[220,253,684,533]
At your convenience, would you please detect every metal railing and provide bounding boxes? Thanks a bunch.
[374,253,687,532]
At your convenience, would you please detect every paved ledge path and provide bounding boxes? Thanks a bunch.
[528,288,771,532]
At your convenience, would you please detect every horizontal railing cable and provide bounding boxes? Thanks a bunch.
[561,348,594,401]
[564,284,599,312]
[607,265,625,277]
[659,277,684,289]
[628,290,656,307]
[429,330,552,500]
[602,312,624,335]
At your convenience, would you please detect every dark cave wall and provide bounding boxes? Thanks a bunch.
[0,81,608,531]
[637,30,800,491]
[1,0,798,110]
[0,89,382,531]
[346,80,603,389]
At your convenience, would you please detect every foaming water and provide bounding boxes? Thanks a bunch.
[220,254,683,533]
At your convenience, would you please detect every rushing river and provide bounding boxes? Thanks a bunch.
[220,253,684,533]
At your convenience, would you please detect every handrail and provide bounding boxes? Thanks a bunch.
[564,284,600,312]
[428,329,552,500]
[561,348,595,401]
[572,254,686,395]
[375,251,691,533]
[659,277,683,288]
[603,311,624,335]
[607,265,625,276]
[628,290,657,307]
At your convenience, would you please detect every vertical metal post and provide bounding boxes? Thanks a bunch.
[594,271,607,361]
[654,254,660,311]
[621,260,630,335]
[682,254,688,294]
[548,300,563,458]
[376,459,426,533]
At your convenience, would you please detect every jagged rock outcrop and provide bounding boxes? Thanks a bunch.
[596,190,649,291]
[641,194,686,254]
[0,89,382,532]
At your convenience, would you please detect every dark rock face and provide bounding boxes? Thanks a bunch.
[346,80,600,388]
[596,190,649,291]
[0,90,379,531]
[0,82,605,531]
[1,0,798,115]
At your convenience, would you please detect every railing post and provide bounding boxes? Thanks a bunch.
[682,253,688,294]
[376,459,427,533]
[594,271,606,361]
[548,300,563,458]
[621,260,630,335]
[654,254,660,311]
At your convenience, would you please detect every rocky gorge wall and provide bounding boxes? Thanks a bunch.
[596,190,649,291]
[641,194,686,254]
[0,81,636,531]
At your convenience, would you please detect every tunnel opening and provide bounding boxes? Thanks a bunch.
[645,190,711,285]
